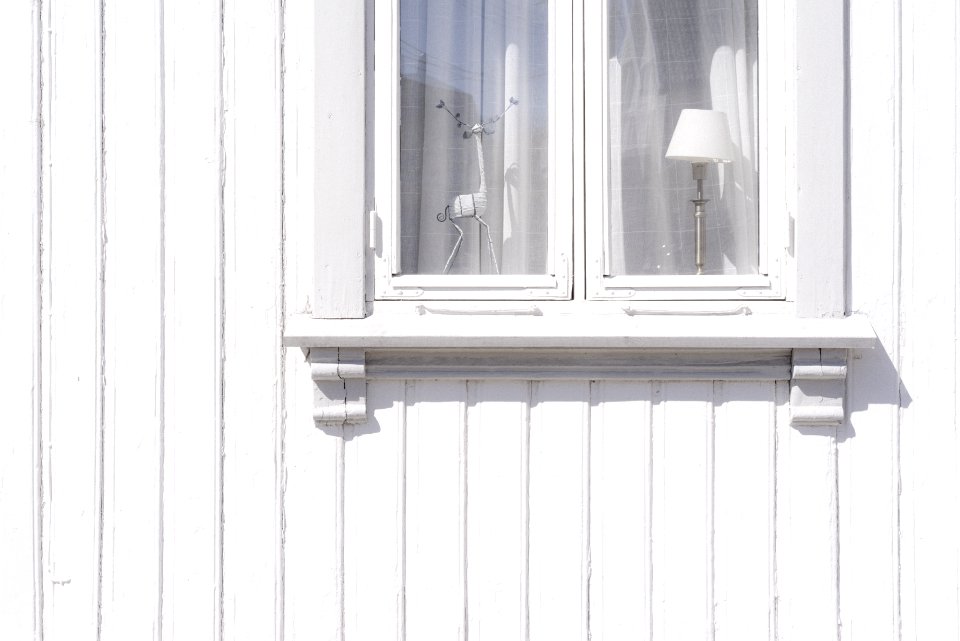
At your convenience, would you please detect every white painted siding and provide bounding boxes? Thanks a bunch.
[342,380,783,641]
[0,1,958,640]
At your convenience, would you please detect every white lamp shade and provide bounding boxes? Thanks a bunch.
[665,109,734,163]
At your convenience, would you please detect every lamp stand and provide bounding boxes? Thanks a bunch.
[691,162,708,275]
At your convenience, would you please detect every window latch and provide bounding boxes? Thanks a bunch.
[369,209,380,254]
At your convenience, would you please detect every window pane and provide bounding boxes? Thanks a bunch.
[606,0,759,275]
[399,0,551,275]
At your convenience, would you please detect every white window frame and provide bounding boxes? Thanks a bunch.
[293,0,869,430]
[583,0,790,301]
[310,0,845,321]
[371,0,798,304]
[372,0,575,301]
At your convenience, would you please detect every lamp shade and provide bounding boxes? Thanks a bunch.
[665,109,734,163]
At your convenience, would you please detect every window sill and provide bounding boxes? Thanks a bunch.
[285,307,874,429]
[283,306,876,350]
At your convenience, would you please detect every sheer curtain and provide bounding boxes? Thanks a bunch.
[399,0,550,275]
[606,0,758,275]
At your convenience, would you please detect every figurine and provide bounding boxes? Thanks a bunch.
[435,96,518,275]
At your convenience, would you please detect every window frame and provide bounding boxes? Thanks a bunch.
[371,0,792,304]
[294,0,862,431]
[310,0,845,321]
[583,0,790,301]
[372,0,575,301]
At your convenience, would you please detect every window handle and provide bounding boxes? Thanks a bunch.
[415,305,543,317]
[621,305,752,317]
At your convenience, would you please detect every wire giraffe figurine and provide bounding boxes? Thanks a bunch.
[435,96,519,275]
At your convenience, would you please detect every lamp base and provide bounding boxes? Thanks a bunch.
[691,162,708,275]
[692,198,708,275]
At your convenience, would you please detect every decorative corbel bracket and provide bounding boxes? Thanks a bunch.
[790,348,848,427]
[309,348,367,427]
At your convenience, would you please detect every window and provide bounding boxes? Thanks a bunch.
[375,0,574,300]
[308,0,846,320]
[585,0,787,300]
[293,0,866,429]
[373,0,789,302]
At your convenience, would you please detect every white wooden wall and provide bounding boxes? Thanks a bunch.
[345,380,789,641]
[842,0,960,639]
[0,0,958,640]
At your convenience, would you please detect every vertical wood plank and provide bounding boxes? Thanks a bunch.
[651,382,712,641]
[841,0,902,638]
[281,356,341,641]
[465,381,527,641]
[528,381,588,641]
[775,380,839,641]
[712,381,776,641]
[898,2,960,639]
[795,0,846,317]
[588,382,653,641]
[313,0,365,318]
[220,0,284,637]
[40,0,105,636]
[0,0,43,637]
[161,0,225,635]
[343,380,404,641]
[404,380,465,641]
[281,0,342,636]
[99,0,165,637]
[281,0,316,318]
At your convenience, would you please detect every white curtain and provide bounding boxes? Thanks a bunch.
[607,0,758,275]
[399,0,758,277]
[399,0,550,275]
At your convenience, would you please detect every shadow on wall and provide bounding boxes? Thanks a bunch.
[840,344,911,442]
[320,373,810,440]
[317,410,381,440]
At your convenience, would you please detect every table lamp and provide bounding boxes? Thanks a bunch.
[665,109,734,274]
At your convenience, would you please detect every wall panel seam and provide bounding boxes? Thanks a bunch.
[769,381,779,641]
[832,427,840,641]
[216,0,227,638]
[460,385,470,641]
[95,0,107,636]
[520,381,531,641]
[33,0,47,638]
[582,382,593,641]
[707,382,717,641]
[954,0,960,637]
[157,0,167,634]
[651,382,663,640]
[398,382,409,641]
[645,382,654,641]
[275,0,288,636]
[37,0,54,634]
[336,429,345,641]
[892,0,904,637]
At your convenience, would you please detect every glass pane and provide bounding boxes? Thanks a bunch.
[606,0,759,275]
[399,0,551,275]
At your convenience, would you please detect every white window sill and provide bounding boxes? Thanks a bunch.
[286,306,874,429]
[283,305,876,351]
